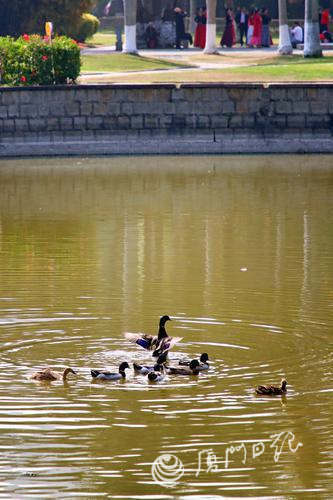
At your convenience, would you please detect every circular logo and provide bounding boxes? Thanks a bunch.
[151,453,184,488]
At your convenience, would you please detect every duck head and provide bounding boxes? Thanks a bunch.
[281,379,287,391]
[148,371,159,381]
[119,362,130,372]
[62,367,77,380]
[159,315,171,327]
[189,359,200,370]
[200,353,209,363]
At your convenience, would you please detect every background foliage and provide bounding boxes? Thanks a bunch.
[0,0,96,38]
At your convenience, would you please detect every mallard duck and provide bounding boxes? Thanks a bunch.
[91,362,130,381]
[124,315,182,357]
[31,367,77,381]
[133,353,168,375]
[148,371,165,382]
[167,359,200,376]
[255,379,287,395]
[179,353,209,370]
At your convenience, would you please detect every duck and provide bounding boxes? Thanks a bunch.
[91,361,130,381]
[255,379,287,396]
[133,352,168,375]
[166,359,201,376]
[179,353,209,370]
[148,371,165,383]
[31,367,77,381]
[124,315,182,357]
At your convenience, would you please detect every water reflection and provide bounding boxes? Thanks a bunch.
[0,155,332,498]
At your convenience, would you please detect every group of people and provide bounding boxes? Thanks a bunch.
[221,6,272,48]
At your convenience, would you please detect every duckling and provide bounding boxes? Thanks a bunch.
[167,359,200,376]
[133,353,167,375]
[91,362,130,381]
[31,367,77,382]
[179,353,209,370]
[148,371,165,383]
[124,315,182,356]
[255,379,287,396]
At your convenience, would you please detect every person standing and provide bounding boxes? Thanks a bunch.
[247,9,255,47]
[250,8,262,48]
[238,7,248,47]
[261,8,271,47]
[174,7,193,49]
[221,8,236,48]
[320,8,330,33]
[194,7,207,49]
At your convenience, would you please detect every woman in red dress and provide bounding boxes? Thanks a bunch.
[221,8,236,48]
[194,7,207,49]
[250,8,262,47]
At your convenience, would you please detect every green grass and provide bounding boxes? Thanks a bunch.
[224,55,333,81]
[81,53,188,73]
[88,32,117,47]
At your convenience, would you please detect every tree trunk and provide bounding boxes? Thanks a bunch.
[189,0,196,34]
[203,0,217,54]
[278,0,293,54]
[304,0,322,57]
[123,0,138,53]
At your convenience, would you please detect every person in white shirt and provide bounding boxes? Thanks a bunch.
[290,22,303,48]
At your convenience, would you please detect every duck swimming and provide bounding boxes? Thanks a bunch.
[133,353,168,375]
[91,362,130,381]
[148,371,165,383]
[125,315,182,357]
[167,359,200,376]
[255,379,287,396]
[31,367,77,381]
[179,353,209,370]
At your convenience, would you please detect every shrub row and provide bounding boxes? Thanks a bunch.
[0,35,81,86]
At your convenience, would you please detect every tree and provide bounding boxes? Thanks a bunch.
[123,0,137,53]
[278,0,293,55]
[0,0,95,38]
[304,0,322,57]
[203,0,217,54]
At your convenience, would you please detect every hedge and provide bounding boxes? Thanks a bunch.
[0,35,81,86]
[76,13,100,43]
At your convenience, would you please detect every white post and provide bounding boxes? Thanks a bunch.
[304,0,322,57]
[278,0,293,55]
[123,0,138,54]
[203,0,218,54]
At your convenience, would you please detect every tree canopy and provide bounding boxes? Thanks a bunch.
[0,0,96,37]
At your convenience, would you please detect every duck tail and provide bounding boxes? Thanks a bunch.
[124,332,142,343]
[91,370,100,378]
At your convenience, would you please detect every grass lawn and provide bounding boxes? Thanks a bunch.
[81,53,189,73]
[88,31,117,47]
[80,54,333,83]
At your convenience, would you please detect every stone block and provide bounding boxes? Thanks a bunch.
[269,115,287,128]
[286,88,304,101]
[107,102,121,115]
[196,115,210,128]
[229,115,243,128]
[15,119,29,132]
[3,119,15,133]
[49,103,65,117]
[211,115,229,128]
[144,115,159,128]
[296,101,310,113]
[92,102,108,116]
[310,101,327,115]
[269,88,286,101]
[87,116,103,130]
[29,119,46,132]
[38,105,51,117]
[131,115,144,129]
[275,101,293,114]
[60,117,73,130]
[103,116,118,129]
[306,114,329,127]
[242,115,255,128]
[46,117,60,131]
[120,103,133,115]
[171,88,185,101]
[80,103,93,116]
[171,115,186,128]
[117,115,131,129]
[1,92,18,105]
[221,101,235,113]
[287,114,306,128]
[65,103,80,116]
[20,104,38,118]
[159,115,173,128]
[0,106,8,118]
[73,117,87,130]
[185,114,196,128]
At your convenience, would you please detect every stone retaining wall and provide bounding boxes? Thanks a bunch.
[1,83,333,156]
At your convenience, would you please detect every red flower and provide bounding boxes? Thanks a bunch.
[71,39,78,44]
[42,55,48,61]
[23,34,30,41]
[21,76,27,82]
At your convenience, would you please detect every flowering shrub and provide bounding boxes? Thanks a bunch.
[0,35,81,86]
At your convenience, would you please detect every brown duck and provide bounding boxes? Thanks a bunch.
[255,379,287,395]
[31,367,77,381]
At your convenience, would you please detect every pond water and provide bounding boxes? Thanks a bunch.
[0,155,332,499]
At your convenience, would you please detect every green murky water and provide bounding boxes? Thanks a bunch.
[0,155,332,499]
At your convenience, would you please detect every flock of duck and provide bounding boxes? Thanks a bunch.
[31,315,288,395]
